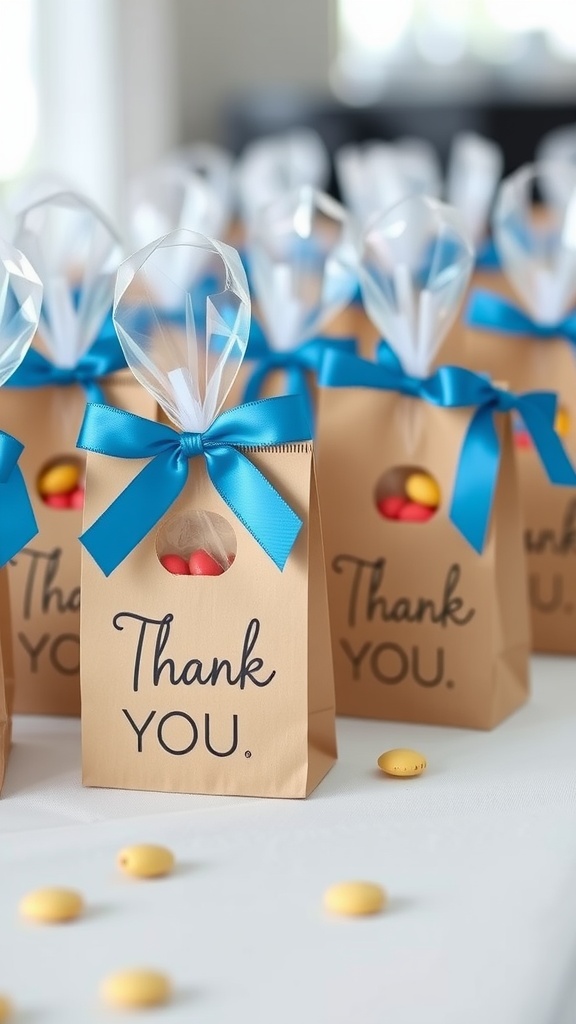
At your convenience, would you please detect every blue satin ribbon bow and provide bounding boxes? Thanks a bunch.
[320,341,576,553]
[0,431,38,566]
[5,332,126,404]
[77,394,312,576]
[243,332,356,429]
[466,289,576,346]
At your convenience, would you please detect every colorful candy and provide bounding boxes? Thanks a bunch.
[117,844,175,879]
[69,487,85,510]
[160,548,231,576]
[377,748,427,777]
[514,429,532,450]
[405,471,440,507]
[188,549,225,576]
[323,881,387,916]
[377,470,440,523]
[38,461,84,510]
[19,887,84,924]
[44,493,72,510]
[100,969,172,1010]
[38,462,80,497]
[160,554,190,576]
[398,502,435,523]
[377,495,406,519]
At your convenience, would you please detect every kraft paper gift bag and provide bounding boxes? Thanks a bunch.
[466,162,576,652]
[0,237,46,789]
[226,186,358,420]
[0,192,157,717]
[78,229,336,798]
[316,195,576,729]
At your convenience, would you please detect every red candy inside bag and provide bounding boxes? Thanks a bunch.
[157,510,236,577]
[37,456,85,511]
[375,466,440,524]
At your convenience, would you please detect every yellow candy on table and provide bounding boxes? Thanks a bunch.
[377,748,427,777]
[555,407,571,439]
[19,886,84,924]
[100,969,172,1009]
[38,462,80,497]
[324,881,387,916]
[405,471,440,509]
[0,995,12,1021]
[117,844,175,879]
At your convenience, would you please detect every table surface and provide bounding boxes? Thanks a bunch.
[1,656,576,1024]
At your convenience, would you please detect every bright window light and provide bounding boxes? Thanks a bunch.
[0,0,37,180]
[335,0,576,95]
[339,0,414,56]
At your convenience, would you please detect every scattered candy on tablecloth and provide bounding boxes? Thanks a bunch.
[377,749,427,777]
[100,969,172,1010]
[117,844,175,879]
[323,881,387,916]
[19,887,84,924]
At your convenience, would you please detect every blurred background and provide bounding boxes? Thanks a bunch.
[2,0,576,219]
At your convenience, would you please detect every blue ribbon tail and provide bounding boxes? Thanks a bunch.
[0,465,38,566]
[450,406,501,553]
[205,446,302,570]
[79,450,189,576]
[518,394,576,487]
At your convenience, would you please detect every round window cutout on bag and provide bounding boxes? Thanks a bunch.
[375,466,441,524]
[156,510,237,576]
[37,455,85,511]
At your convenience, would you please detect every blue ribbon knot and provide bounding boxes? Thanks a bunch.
[242,329,356,429]
[179,432,205,459]
[466,289,576,347]
[0,430,38,566]
[77,394,312,576]
[320,341,576,553]
[4,325,126,404]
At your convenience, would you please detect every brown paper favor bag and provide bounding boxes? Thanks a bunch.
[463,164,576,652]
[80,441,335,797]
[79,227,335,797]
[0,374,156,715]
[316,385,529,729]
[467,325,576,653]
[313,194,560,727]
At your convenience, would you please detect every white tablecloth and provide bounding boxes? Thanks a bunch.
[1,656,576,1023]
